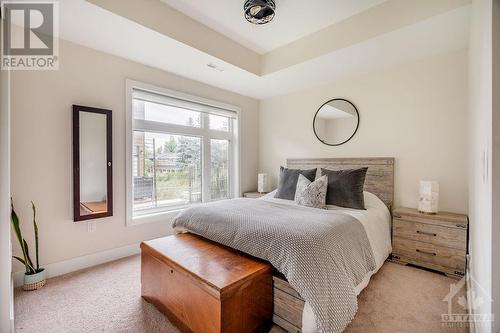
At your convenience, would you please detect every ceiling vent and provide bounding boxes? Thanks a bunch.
[207,63,224,72]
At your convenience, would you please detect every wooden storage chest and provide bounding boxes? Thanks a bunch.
[141,234,273,333]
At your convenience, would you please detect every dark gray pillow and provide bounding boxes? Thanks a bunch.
[275,167,317,200]
[321,167,368,209]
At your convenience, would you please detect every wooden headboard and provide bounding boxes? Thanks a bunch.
[286,157,395,209]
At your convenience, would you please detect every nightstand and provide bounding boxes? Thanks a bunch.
[243,192,268,199]
[391,207,468,279]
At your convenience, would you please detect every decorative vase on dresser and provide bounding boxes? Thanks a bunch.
[391,207,468,279]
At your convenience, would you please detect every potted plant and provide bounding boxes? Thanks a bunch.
[11,200,45,291]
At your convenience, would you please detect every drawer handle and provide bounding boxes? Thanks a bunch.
[416,230,437,237]
[416,249,436,256]
[170,269,173,274]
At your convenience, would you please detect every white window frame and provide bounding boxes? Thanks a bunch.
[125,80,241,226]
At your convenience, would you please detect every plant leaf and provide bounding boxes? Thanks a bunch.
[11,199,32,274]
[31,201,39,271]
[12,256,37,274]
[12,256,27,266]
[10,199,24,254]
[22,239,35,274]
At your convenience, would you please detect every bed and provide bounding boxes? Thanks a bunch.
[173,157,394,332]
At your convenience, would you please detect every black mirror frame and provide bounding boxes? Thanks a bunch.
[73,105,113,222]
[312,98,360,146]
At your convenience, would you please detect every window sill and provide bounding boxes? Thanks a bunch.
[127,209,183,226]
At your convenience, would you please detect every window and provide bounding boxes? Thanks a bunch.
[210,139,229,200]
[126,81,240,224]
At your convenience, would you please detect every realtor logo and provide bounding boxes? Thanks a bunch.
[1,0,59,70]
[442,274,494,329]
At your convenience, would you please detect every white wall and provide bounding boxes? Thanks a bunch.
[0,28,13,333]
[259,50,468,213]
[10,39,259,273]
[468,1,494,331]
[491,0,500,328]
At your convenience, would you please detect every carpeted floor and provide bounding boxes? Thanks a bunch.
[14,255,468,333]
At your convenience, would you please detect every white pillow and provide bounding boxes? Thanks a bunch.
[294,174,328,208]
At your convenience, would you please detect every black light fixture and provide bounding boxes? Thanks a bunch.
[244,0,276,25]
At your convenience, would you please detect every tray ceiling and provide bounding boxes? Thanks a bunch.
[54,0,470,99]
[161,0,386,54]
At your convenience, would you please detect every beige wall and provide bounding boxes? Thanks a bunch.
[259,50,468,213]
[10,39,259,271]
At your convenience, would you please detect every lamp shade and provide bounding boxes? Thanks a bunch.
[418,180,439,214]
[258,173,270,193]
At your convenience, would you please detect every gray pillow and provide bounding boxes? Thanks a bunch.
[275,166,317,200]
[321,167,368,209]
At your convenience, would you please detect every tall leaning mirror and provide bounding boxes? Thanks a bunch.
[73,105,113,221]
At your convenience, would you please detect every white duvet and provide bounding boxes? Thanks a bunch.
[260,191,392,332]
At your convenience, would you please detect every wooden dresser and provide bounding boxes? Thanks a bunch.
[391,207,468,279]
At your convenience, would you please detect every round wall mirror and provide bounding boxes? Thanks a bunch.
[313,98,359,146]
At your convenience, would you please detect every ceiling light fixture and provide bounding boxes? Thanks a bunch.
[244,0,276,25]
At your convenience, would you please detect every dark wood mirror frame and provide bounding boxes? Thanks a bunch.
[73,105,113,222]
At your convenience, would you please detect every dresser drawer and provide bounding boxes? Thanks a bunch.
[392,237,466,271]
[393,218,466,250]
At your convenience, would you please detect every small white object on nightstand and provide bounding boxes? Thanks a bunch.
[418,180,439,214]
[258,173,270,193]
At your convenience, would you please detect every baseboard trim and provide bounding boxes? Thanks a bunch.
[13,243,140,287]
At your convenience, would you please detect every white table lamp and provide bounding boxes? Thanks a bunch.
[418,180,439,214]
[258,173,270,193]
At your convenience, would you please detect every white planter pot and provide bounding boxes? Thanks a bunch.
[23,269,46,291]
